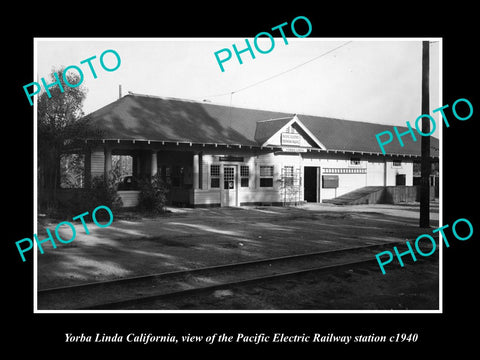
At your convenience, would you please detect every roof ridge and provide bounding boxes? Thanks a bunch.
[126,93,393,128]
[256,116,294,123]
[123,92,434,135]
[126,92,297,116]
[126,92,201,104]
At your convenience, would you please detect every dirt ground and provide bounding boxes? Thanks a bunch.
[36,201,440,310]
[122,256,439,310]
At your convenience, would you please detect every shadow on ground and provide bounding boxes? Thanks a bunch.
[37,203,439,291]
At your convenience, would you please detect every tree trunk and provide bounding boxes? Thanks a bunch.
[39,147,61,206]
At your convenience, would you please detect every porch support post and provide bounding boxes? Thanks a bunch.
[84,147,91,188]
[151,150,158,177]
[193,153,199,189]
[132,153,138,178]
[104,144,112,181]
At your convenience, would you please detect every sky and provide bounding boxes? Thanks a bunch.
[35,38,441,137]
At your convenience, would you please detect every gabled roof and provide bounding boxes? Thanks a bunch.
[83,93,439,157]
[256,115,326,149]
[254,117,292,144]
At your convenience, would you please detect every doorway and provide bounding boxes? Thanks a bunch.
[222,165,237,206]
[304,166,320,202]
[396,174,406,185]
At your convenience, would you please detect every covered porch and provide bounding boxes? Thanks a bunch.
[87,140,203,207]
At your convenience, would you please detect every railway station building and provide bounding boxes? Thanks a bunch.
[74,93,439,207]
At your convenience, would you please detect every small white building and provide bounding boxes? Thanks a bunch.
[80,93,439,207]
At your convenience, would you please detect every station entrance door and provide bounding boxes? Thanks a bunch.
[221,165,237,206]
[304,166,320,202]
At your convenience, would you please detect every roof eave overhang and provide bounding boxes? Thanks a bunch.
[306,147,438,160]
[83,139,438,159]
[84,138,280,151]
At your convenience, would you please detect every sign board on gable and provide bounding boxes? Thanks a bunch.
[281,133,301,146]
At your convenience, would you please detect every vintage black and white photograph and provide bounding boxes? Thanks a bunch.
[33,38,442,312]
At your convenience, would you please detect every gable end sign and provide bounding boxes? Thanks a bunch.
[281,133,301,146]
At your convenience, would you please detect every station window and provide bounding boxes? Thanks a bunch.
[240,165,249,187]
[283,166,294,186]
[393,160,402,167]
[260,165,274,187]
[210,165,220,188]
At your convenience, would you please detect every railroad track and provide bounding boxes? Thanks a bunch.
[37,241,434,310]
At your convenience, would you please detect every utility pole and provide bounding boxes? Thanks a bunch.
[420,41,430,228]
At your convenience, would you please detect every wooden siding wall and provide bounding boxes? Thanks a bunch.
[117,190,140,207]
[86,147,418,207]
[200,163,209,189]
[359,186,435,204]
[193,152,304,206]
[303,156,368,201]
[367,160,385,186]
[91,151,104,178]
[385,161,413,186]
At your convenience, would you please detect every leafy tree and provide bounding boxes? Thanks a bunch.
[37,67,102,206]
[60,153,85,188]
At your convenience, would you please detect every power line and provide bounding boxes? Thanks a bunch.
[234,41,352,94]
[203,90,233,99]
[203,41,352,100]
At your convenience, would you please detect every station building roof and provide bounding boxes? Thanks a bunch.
[83,93,439,158]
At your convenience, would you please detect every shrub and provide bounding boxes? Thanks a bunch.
[137,173,169,214]
[81,174,123,219]
[41,172,123,220]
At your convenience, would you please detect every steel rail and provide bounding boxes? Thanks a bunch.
[37,240,436,310]
[83,257,385,310]
[38,241,403,294]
